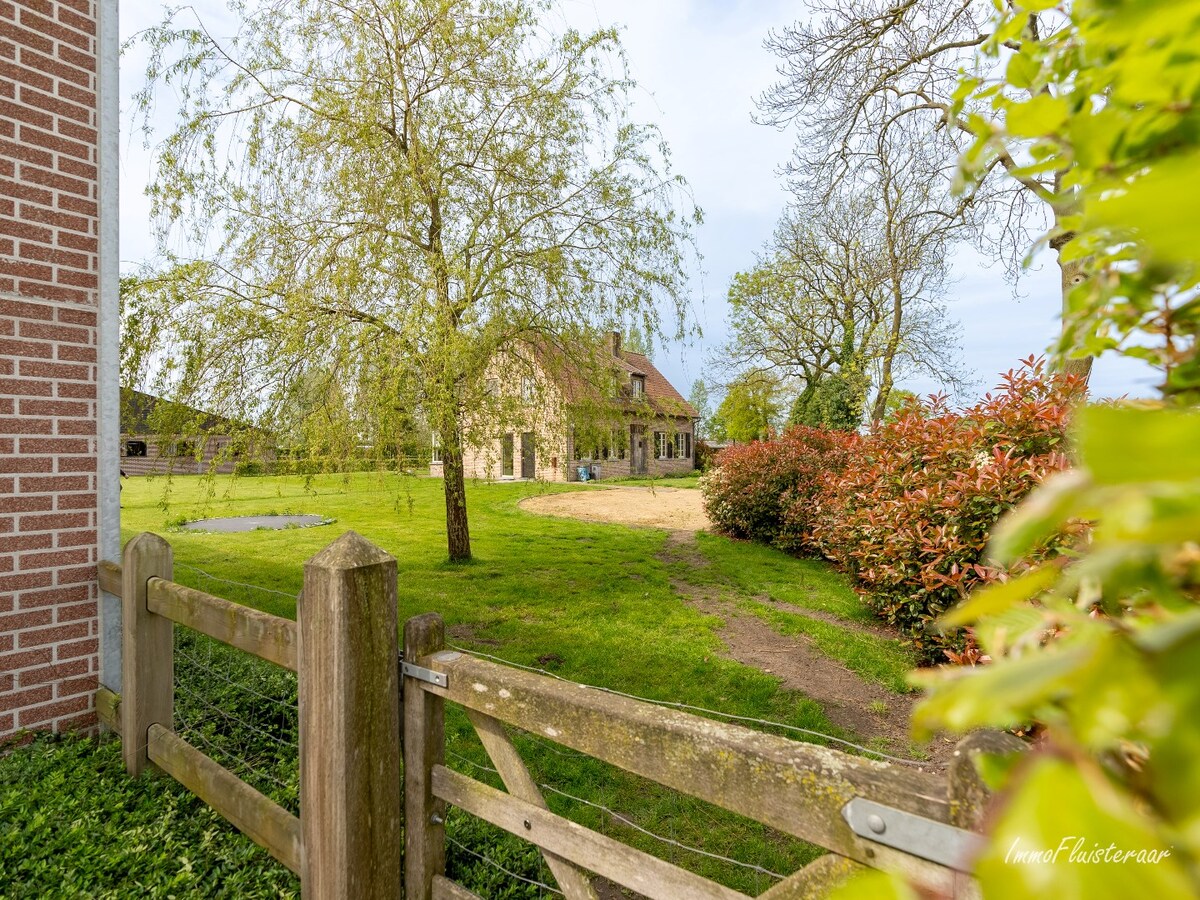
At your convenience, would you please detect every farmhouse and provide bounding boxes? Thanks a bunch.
[431,332,698,482]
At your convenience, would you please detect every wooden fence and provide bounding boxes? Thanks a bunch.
[97,530,401,899]
[99,531,1009,899]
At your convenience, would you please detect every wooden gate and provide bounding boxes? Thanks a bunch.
[401,613,1002,900]
[97,531,402,899]
[99,532,1001,899]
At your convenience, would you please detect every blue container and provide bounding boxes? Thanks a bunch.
[576,466,591,482]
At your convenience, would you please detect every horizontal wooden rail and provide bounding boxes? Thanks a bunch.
[433,875,482,900]
[96,686,120,732]
[147,723,302,874]
[98,559,121,596]
[416,650,955,891]
[147,578,298,671]
[434,765,748,900]
[95,562,296,671]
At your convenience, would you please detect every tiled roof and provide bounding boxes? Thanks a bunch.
[618,351,697,418]
[521,338,697,420]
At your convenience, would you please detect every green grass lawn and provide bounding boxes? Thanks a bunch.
[600,471,703,488]
[3,472,913,897]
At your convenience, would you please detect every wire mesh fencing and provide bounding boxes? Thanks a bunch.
[169,565,301,819]
[433,644,873,898]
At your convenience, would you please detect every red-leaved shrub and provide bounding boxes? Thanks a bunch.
[701,427,854,545]
[807,359,1084,658]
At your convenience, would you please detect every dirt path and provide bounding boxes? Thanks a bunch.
[656,532,948,769]
[521,489,950,769]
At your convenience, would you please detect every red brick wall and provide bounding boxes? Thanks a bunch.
[1,0,99,739]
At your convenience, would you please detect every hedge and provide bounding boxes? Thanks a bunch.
[703,359,1085,660]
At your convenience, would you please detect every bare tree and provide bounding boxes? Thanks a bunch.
[720,141,965,428]
[865,121,973,421]
[758,0,1090,379]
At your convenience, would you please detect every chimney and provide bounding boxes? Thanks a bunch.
[610,330,621,358]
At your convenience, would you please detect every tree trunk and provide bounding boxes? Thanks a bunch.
[871,273,905,427]
[1057,247,1094,382]
[439,423,472,562]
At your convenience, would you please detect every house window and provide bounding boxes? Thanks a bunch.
[172,440,195,458]
[631,376,645,398]
[431,433,442,463]
[486,378,500,397]
[124,440,147,457]
[655,431,672,459]
[521,377,536,402]
[674,431,692,459]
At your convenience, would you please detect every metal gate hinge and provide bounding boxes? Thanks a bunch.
[842,798,981,871]
[402,661,448,688]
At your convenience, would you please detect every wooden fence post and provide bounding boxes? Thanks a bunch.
[947,730,1026,831]
[121,532,173,777]
[300,531,401,900]
[404,613,447,900]
[948,730,1026,890]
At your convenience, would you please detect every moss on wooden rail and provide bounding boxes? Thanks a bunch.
[414,649,957,893]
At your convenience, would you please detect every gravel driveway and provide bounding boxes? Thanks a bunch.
[519,485,710,531]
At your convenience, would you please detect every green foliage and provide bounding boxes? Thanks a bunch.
[789,373,862,431]
[0,629,303,899]
[880,389,918,424]
[711,372,782,443]
[906,407,1200,896]
[688,378,713,440]
[0,733,300,899]
[955,0,1200,393]
[835,1,1200,896]
[701,427,854,547]
[129,0,699,559]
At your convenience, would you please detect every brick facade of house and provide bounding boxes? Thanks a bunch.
[432,336,698,483]
[1,0,100,738]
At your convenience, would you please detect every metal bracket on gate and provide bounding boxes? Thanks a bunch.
[842,798,981,871]
[401,659,449,688]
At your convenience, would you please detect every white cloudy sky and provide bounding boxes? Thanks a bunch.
[118,0,1157,404]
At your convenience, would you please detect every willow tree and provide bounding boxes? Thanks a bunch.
[129,0,697,560]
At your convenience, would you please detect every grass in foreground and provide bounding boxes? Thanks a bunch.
[4,472,900,896]
[0,731,299,898]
